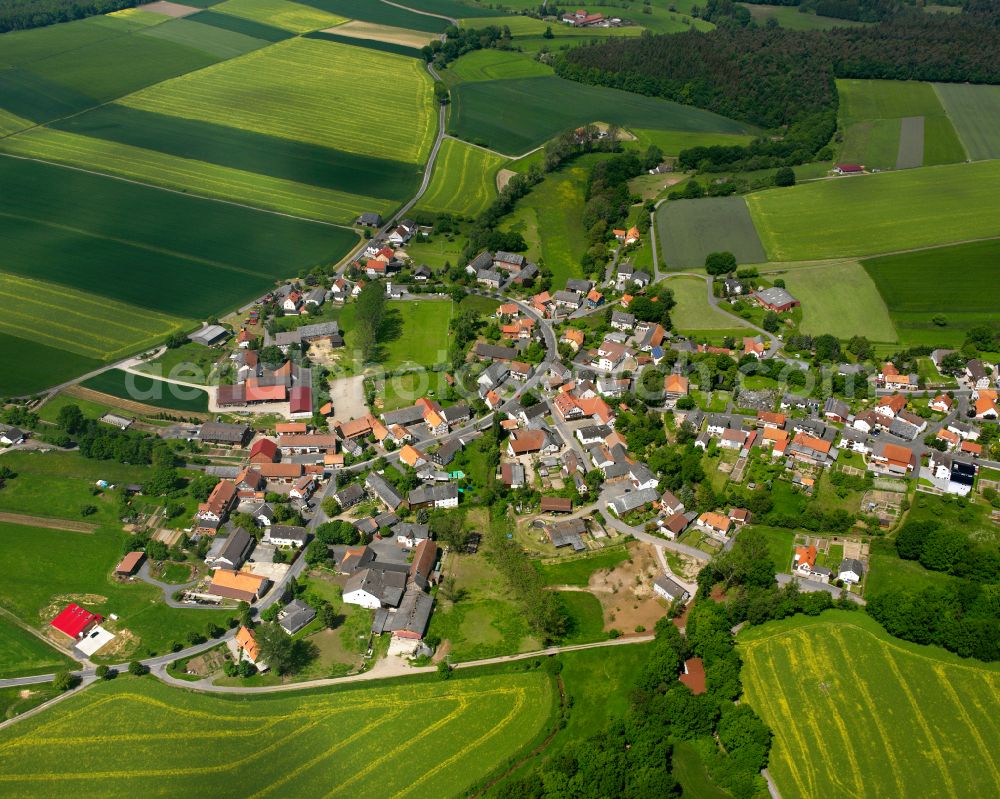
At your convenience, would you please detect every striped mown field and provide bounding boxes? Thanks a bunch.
[0,671,553,798]
[739,611,1000,799]
[417,138,506,216]
[120,37,435,163]
[210,0,346,32]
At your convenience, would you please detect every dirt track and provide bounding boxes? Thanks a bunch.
[0,512,96,533]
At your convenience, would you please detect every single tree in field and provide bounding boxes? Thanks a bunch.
[705,251,737,276]
[774,166,796,187]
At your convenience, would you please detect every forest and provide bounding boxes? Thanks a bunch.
[0,0,134,32]
[557,2,1000,169]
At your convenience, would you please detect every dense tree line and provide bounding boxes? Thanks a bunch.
[0,0,134,33]
[421,25,511,67]
[894,519,999,584]
[556,4,1000,169]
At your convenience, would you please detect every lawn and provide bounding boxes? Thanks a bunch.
[0,616,75,679]
[865,545,956,598]
[450,75,750,156]
[36,392,122,425]
[534,546,629,586]
[631,128,755,155]
[446,49,553,82]
[297,0,450,31]
[134,342,225,386]
[862,239,1000,347]
[746,160,1000,261]
[407,235,468,270]
[416,138,506,217]
[0,684,59,721]
[0,518,232,661]
[836,79,965,170]
[934,82,1000,161]
[739,611,1000,799]
[667,276,751,332]
[657,196,767,269]
[0,670,553,798]
[0,333,102,397]
[211,0,346,32]
[121,37,435,164]
[746,525,795,574]
[379,370,452,413]
[673,740,735,799]
[780,261,898,342]
[336,299,454,371]
[82,370,209,413]
[557,591,606,644]
[1,126,397,224]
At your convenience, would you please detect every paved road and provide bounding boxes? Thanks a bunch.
[775,572,866,605]
[134,561,202,607]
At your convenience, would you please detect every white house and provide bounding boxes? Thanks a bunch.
[653,576,689,603]
[838,558,864,585]
[265,525,309,548]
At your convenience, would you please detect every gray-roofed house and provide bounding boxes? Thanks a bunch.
[565,278,593,293]
[466,251,493,274]
[608,487,660,516]
[823,397,851,422]
[545,518,587,551]
[478,361,510,390]
[838,558,865,584]
[474,342,518,362]
[305,287,326,307]
[477,269,503,289]
[440,404,470,425]
[610,310,635,331]
[408,482,458,509]
[552,290,583,309]
[382,403,427,427]
[266,525,309,548]
[494,251,526,271]
[188,324,230,347]
[343,564,409,609]
[278,599,316,635]
[755,287,800,312]
[653,576,689,603]
[357,212,382,227]
[388,589,434,640]
[632,270,651,288]
[334,482,365,509]
[431,438,462,466]
[366,472,405,511]
[211,528,254,570]
[198,422,252,446]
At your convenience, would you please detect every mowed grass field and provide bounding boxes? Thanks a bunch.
[739,3,868,29]
[862,239,1000,346]
[667,276,751,331]
[836,79,966,170]
[781,261,898,342]
[739,611,1000,799]
[657,196,767,269]
[417,138,506,216]
[0,670,553,798]
[0,616,75,679]
[934,82,1000,161]
[446,49,553,82]
[746,160,1000,260]
[121,37,435,163]
[0,333,103,397]
[210,0,346,32]
[81,370,209,412]
[335,299,454,370]
[450,75,750,155]
[297,0,450,31]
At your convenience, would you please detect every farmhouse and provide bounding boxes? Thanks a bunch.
[755,287,800,313]
[833,163,864,175]
[115,550,146,577]
[208,569,271,603]
[366,473,406,511]
[654,576,689,603]
[210,528,255,570]
[343,564,409,609]
[199,422,252,446]
[278,599,316,635]
[50,603,102,639]
[408,482,458,509]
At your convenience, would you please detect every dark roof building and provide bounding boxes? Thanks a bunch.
[199,422,252,446]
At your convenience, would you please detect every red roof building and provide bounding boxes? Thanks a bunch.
[50,603,102,639]
[249,438,278,464]
[289,386,312,415]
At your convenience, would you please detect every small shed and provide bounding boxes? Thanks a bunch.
[115,551,146,577]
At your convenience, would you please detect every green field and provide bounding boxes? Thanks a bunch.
[740,611,1000,799]
[535,547,629,587]
[81,370,209,413]
[657,196,767,269]
[416,138,506,216]
[557,591,606,644]
[0,616,75,679]
[0,669,552,798]
[297,0,449,31]
[632,127,755,155]
[739,3,868,29]
[862,239,1000,346]
[781,261,898,341]
[0,516,231,661]
[187,9,295,41]
[0,334,102,397]
[747,160,1000,261]
[134,16,272,59]
[211,0,346,32]
[836,79,966,170]
[667,276,751,332]
[121,38,435,164]
[335,300,454,370]
[450,75,750,155]
[934,82,1000,161]
[446,49,553,82]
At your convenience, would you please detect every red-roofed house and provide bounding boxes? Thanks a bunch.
[50,603,102,639]
[833,163,864,175]
[249,438,278,464]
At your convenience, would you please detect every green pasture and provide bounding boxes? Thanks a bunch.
[747,160,1000,261]
[297,0,449,31]
[36,393,122,425]
[407,235,467,270]
[744,525,795,574]
[379,370,452,413]
[81,370,209,413]
[738,3,868,28]
[0,616,75,679]
[211,0,346,32]
[632,127,755,155]
[122,37,435,164]
[865,546,956,598]
[136,15,271,59]
[0,518,232,661]
[416,138,505,216]
[836,79,966,170]
[0,670,552,798]
[0,15,164,69]
[534,546,629,587]
[0,157,356,319]
[450,75,750,156]
[1,127,395,224]
[334,299,454,370]
[446,49,553,82]
[934,82,1000,161]
[188,9,294,41]
[862,239,1000,346]
[0,334,102,397]
[397,0,497,17]
[0,684,59,721]
[657,196,766,269]
[781,261,897,341]
[740,611,1000,799]
[557,591,606,644]
[667,276,751,332]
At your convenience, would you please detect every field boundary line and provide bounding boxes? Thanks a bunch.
[0,152,358,232]
[0,677,96,734]
[63,385,211,421]
[0,512,97,534]
[381,0,457,26]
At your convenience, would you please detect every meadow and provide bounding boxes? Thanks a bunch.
[210,0,346,32]
[121,37,435,164]
[334,299,454,371]
[836,79,966,170]
[0,670,553,798]
[738,3,868,29]
[667,276,751,332]
[187,9,294,42]
[0,334,102,397]
[632,127,755,155]
[416,138,506,217]
[450,75,750,155]
[534,546,630,587]
[862,240,1000,346]
[297,0,450,31]
[81,370,209,413]
[0,617,75,679]
[780,260,898,341]
[0,516,232,661]
[656,196,767,269]
[934,82,1000,160]
[746,160,1000,260]
[739,611,1000,799]
[446,49,553,82]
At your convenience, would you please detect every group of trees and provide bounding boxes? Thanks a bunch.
[420,25,512,67]
[894,519,1000,583]
[0,0,133,33]
[557,4,1000,170]
[354,282,388,363]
